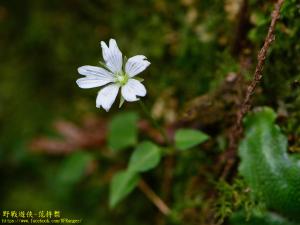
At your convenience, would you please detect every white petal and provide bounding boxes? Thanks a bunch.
[121,79,147,102]
[77,66,114,89]
[100,39,122,73]
[76,77,110,89]
[96,84,120,111]
[125,55,150,77]
[78,65,114,77]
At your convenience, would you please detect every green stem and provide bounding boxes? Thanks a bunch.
[139,101,169,144]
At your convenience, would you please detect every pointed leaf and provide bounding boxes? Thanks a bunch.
[109,170,140,208]
[175,129,209,150]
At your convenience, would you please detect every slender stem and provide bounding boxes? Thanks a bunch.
[138,179,171,216]
[222,0,285,180]
[139,101,169,144]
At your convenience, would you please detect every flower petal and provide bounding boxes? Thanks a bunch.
[121,79,147,102]
[100,39,122,73]
[96,84,120,111]
[125,55,150,77]
[77,66,114,89]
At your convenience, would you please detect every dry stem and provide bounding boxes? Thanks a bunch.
[222,0,285,179]
[138,179,171,216]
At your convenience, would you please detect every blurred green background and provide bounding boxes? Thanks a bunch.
[0,0,300,224]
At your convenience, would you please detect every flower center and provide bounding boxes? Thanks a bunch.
[115,72,128,85]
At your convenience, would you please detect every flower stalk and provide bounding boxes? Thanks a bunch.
[138,101,170,145]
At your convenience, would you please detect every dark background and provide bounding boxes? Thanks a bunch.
[0,0,300,224]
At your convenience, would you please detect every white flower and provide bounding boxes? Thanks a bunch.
[76,39,150,112]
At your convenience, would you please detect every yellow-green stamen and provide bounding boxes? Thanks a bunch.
[115,72,129,86]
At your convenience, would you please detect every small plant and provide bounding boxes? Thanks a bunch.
[76,39,209,212]
[215,178,264,224]
[237,107,300,223]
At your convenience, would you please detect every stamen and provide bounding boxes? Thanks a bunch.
[115,72,128,85]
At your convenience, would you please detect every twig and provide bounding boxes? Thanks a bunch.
[138,179,171,216]
[222,0,285,179]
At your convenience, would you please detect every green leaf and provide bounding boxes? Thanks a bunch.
[109,170,140,208]
[239,107,300,222]
[230,211,297,225]
[108,112,138,151]
[175,128,209,151]
[54,151,93,197]
[128,141,162,172]
[58,151,93,185]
